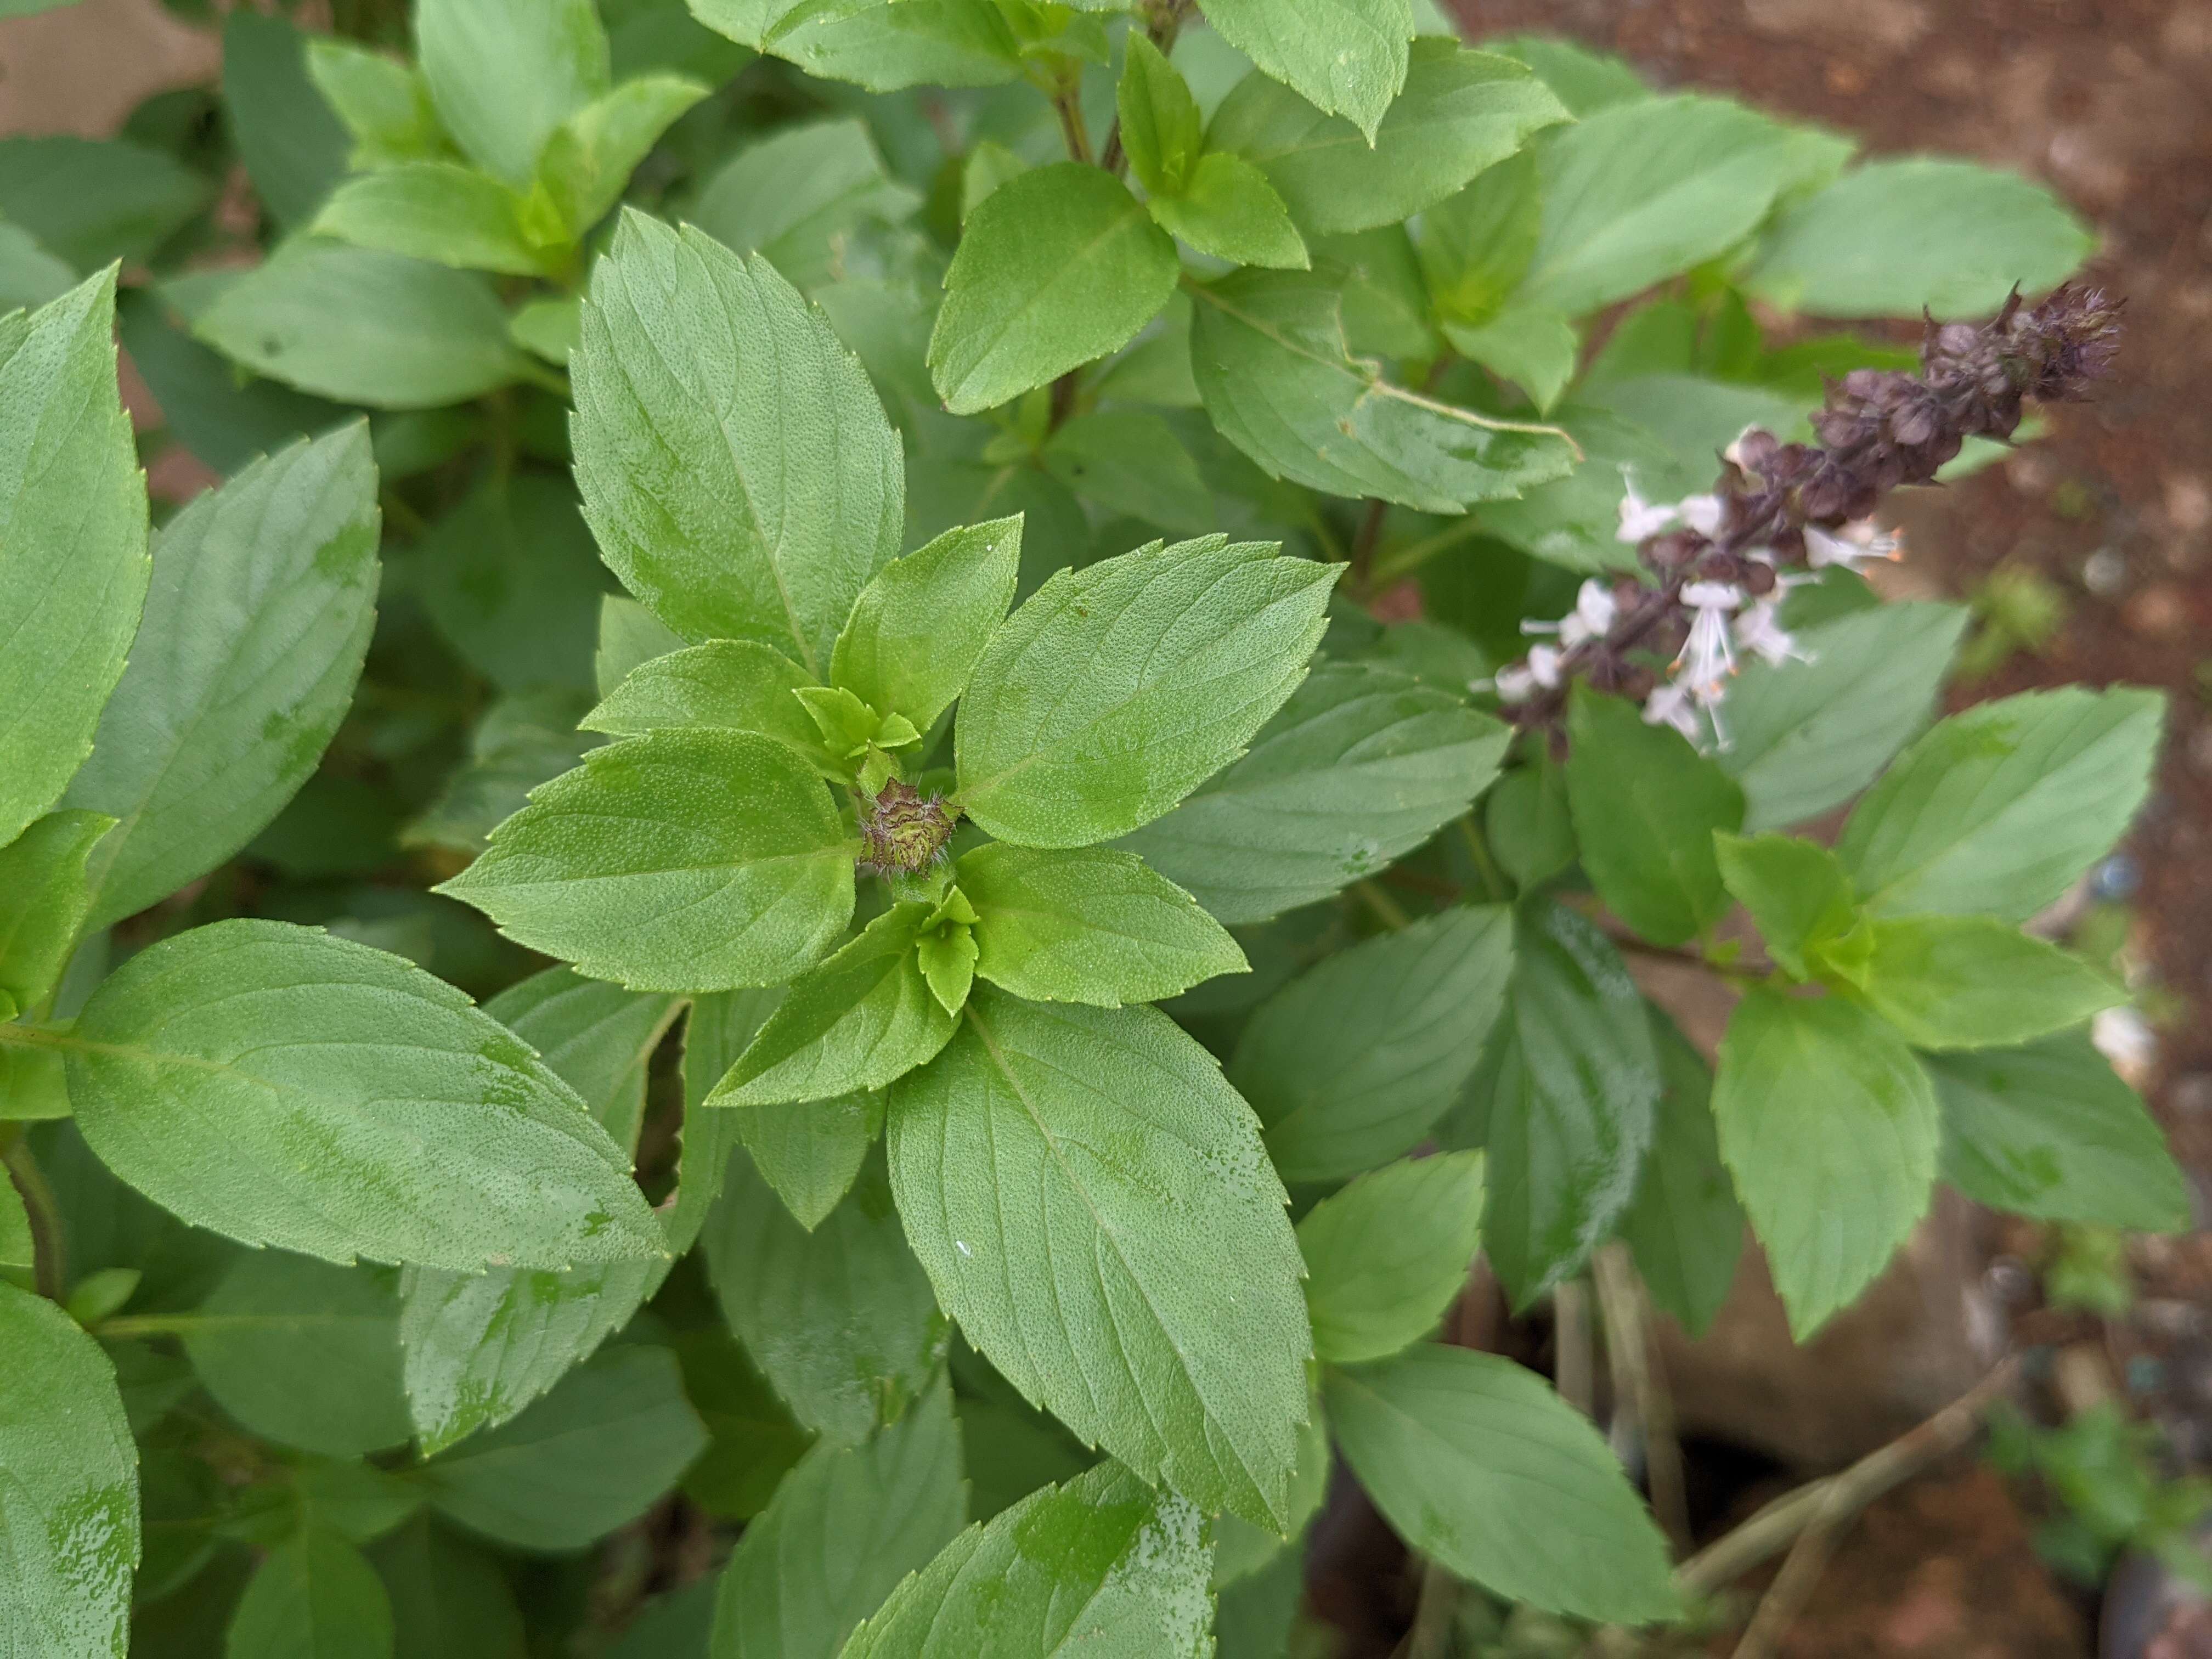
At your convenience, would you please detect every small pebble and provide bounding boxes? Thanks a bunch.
[2092,852,2144,901]
[2083,546,2129,596]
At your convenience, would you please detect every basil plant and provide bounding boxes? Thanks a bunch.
[0,0,2175,1653]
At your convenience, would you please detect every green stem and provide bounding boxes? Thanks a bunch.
[1457,815,1510,902]
[1,1126,66,1302]
[1356,879,1413,932]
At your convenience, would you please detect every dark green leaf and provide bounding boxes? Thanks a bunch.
[1324,1344,1678,1624]
[225,1528,393,1659]
[840,1460,1213,1659]
[411,471,609,696]
[0,137,207,270]
[1298,1150,1485,1363]
[61,919,666,1272]
[223,13,352,225]
[368,1516,527,1659]
[1233,905,1514,1182]
[1928,1032,2188,1232]
[1617,1007,1743,1336]
[1713,988,1939,1338]
[887,991,1311,1527]
[1040,411,1216,532]
[65,425,380,929]
[1474,902,1660,1305]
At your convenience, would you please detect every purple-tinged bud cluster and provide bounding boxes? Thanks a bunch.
[857,778,957,876]
[1487,284,2124,748]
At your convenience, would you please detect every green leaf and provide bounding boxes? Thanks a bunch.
[1716,601,1970,832]
[1417,150,1541,325]
[1927,1032,2188,1232]
[399,967,680,1453]
[1324,1345,1678,1624]
[1567,685,1743,947]
[1118,32,1204,198]
[437,728,856,994]
[223,13,353,226]
[1712,832,1861,982]
[226,1529,393,1659]
[1472,901,1660,1306]
[1299,1150,1485,1363]
[59,918,667,1272]
[708,1382,966,1659]
[368,1517,527,1659]
[1524,94,1848,316]
[1853,915,2123,1051]
[403,690,600,857]
[183,1251,411,1457]
[572,213,903,676]
[1122,661,1508,924]
[191,244,527,409]
[585,640,829,761]
[1189,269,1576,511]
[692,0,1022,92]
[412,471,609,697]
[957,843,1246,1007]
[704,1146,946,1443]
[1039,410,1216,532]
[414,0,611,185]
[0,1180,27,1272]
[0,224,72,311]
[1836,686,2166,923]
[116,288,348,476]
[416,1345,707,1551]
[832,516,1022,733]
[927,163,1178,415]
[0,1280,137,1655]
[1747,159,2094,319]
[741,1083,884,1233]
[307,41,451,171]
[954,537,1336,847]
[887,991,1310,1528]
[0,137,207,270]
[1712,988,1939,1339]
[676,1324,812,1522]
[1211,41,1568,238]
[708,907,958,1108]
[840,1460,1213,1659]
[1618,1007,1743,1338]
[536,75,708,238]
[1492,33,1649,114]
[63,425,380,930]
[0,811,110,1017]
[1234,905,1514,1183]
[691,118,923,296]
[313,162,545,274]
[0,272,149,854]
[1150,153,1311,270]
[1196,0,1412,142]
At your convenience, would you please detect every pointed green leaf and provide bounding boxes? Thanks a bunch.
[368,1517,527,1659]
[708,1382,966,1659]
[691,119,923,296]
[0,810,111,1017]
[1121,661,1509,924]
[307,40,449,169]
[585,640,831,761]
[1210,41,1567,237]
[1196,0,1412,142]
[64,425,381,930]
[0,270,149,854]
[1618,1007,1744,1337]
[59,919,666,1272]
[690,0,1022,92]
[313,161,545,274]
[1189,269,1575,511]
[954,537,1336,848]
[740,1085,884,1233]
[887,990,1310,1527]
[840,1460,1212,1659]
[1475,902,1660,1306]
[417,1345,706,1551]
[1299,1150,1485,1364]
[927,164,1180,415]
[414,0,610,185]
[704,1146,946,1443]
[1117,33,1204,198]
[957,843,1245,1007]
[0,137,207,272]
[438,728,856,994]
[1713,988,1939,1339]
[0,1280,138,1655]
[1837,686,2166,923]
[225,1528,393,1659]
[708,907,957,1108]
[1235,905,1514,1183]
[1928,1032,2188,1232]
[1854,915,2123,1051]
[1712,832,1861,982]
[572,213,904,675]
[1149,151,1310,269]
[1324,1345,1678,1624]
[831,516,1022,733]
[537,74,709,237]
[1037,409,1216,533]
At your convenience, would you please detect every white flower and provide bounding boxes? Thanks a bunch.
[1677,494,1724,538]
[1734,601,1813,668]
[1673,580,1743,695]
[1489,644,1563,703]
[1805,520,1903,573]
[1616,482,1679,544]
[1521,578,1618,648]
[1643,680,1702,743]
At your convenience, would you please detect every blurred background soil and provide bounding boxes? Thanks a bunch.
[6,1,2211,1653]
